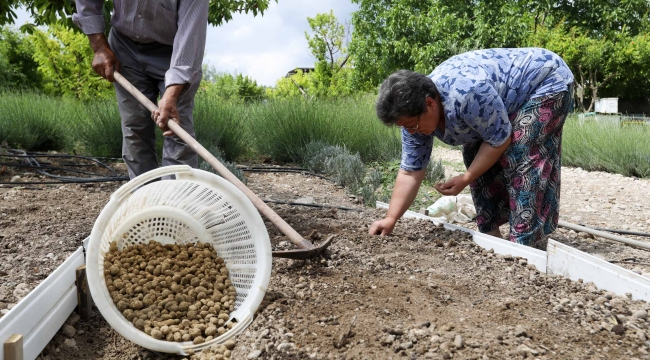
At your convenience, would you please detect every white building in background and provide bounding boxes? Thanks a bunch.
[595,98,619,114]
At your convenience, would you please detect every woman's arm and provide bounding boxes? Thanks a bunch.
[369,169,425,236]
[435,136,511,196]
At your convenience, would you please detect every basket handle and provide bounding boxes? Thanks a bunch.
[111,165,192,202]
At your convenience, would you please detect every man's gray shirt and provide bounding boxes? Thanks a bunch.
[73,0,208,88]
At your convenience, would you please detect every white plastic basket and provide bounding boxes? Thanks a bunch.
[86,165,272,355]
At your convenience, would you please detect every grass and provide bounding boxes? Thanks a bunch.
[0,90,81,151]
[246,97,401,163]
[562,116,650,177]
[193,93,251,161]
[3,92,650,183]
[78,100,123,158]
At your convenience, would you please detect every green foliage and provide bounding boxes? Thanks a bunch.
[247,96,401,163]
[0,90,80,151]
[562,117,650,178]
[1,1,276,28]
[193,92,251,161]
[270,11,354,98]
[29,25,113,101]
[349,0,650,94]
[530,24,650,109]
[201,66,266,102]
[77,99,123,158]
[199,147,247,185]
[0,26,42,89]
[425,159,445,185]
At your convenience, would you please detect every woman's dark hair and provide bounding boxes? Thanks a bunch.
[375,70,439,125]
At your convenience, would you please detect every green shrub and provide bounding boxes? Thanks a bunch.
[0,90,78,151]
[78,99,123,158]
[193,94,250,161]
[563,117,650,177]
[247,97,401,163]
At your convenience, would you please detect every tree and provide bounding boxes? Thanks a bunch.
[0,0,277,29]
[348,0,650,91]
[0,26,42,89]
[305,11,350,72]
[530,24,650,111]
[30,25,113,101]
[200,65,266,101]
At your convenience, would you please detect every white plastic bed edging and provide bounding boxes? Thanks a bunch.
[0,246,84,360]
[375,201,548,272]
[547,239,650,302]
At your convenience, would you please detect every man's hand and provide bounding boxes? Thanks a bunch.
[152,84,185,137]
[88,34,119,82]
[434,174,471,196]
[369,217,397,236]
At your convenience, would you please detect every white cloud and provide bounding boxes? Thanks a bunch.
[204,0,358,86]
[8,1,359,86]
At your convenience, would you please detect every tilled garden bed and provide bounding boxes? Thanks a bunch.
[1,172,650,359]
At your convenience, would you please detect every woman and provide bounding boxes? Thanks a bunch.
[369,48,574,247]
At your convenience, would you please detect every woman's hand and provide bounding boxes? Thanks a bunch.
[434,174,471,196]
[369,217,397,236]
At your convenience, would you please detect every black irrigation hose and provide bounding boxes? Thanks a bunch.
[0,149,128,184]
[263,199,364,212]
[238,166,309,171]
[241,168,335,182]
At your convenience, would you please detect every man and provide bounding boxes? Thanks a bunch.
[73,1,208,179]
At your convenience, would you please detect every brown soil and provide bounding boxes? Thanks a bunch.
[1,168,650,359]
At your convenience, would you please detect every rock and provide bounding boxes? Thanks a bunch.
[637,331,647,342]
[420,321,431,328]
[62,324,76,338]
[10,176,21,183]
[13,283,30,300]
[388,328,405,335]
[224,339,236,350]
[0,309,9,316]
[277,343,293,351]
[454,335,463,349]
[295,197,315,204]
[258,328,270,339]
[517,344,539,356]
[633,310,648,319]
[632,267,643,275]
[247,350,263,359]
[399,341,414,350]
[430,335,441,343]
[559,298,570,306]
[514,325,528,337]
[67,313,81,326]
[380,335,395,346]
[410,328,429,338]
[440,324,454,332]
[63,338,77,348]
[612,324,626,336]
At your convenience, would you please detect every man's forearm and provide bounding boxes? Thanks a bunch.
[387,169,425,221]
[465,136,512,183]
[87,33,110,52]
[163,84,185,100]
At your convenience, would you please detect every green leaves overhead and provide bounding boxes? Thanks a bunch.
[1,0,277,28]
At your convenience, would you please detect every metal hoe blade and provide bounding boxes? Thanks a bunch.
[272,235,336,259]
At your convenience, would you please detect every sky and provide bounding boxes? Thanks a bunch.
[11,1,359,86]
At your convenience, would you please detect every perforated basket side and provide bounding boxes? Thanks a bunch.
[87,166,272,355]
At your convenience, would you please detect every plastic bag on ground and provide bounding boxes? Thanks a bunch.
[427,194,476,223]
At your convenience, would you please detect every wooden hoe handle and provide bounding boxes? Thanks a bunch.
[113,71,313,250]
